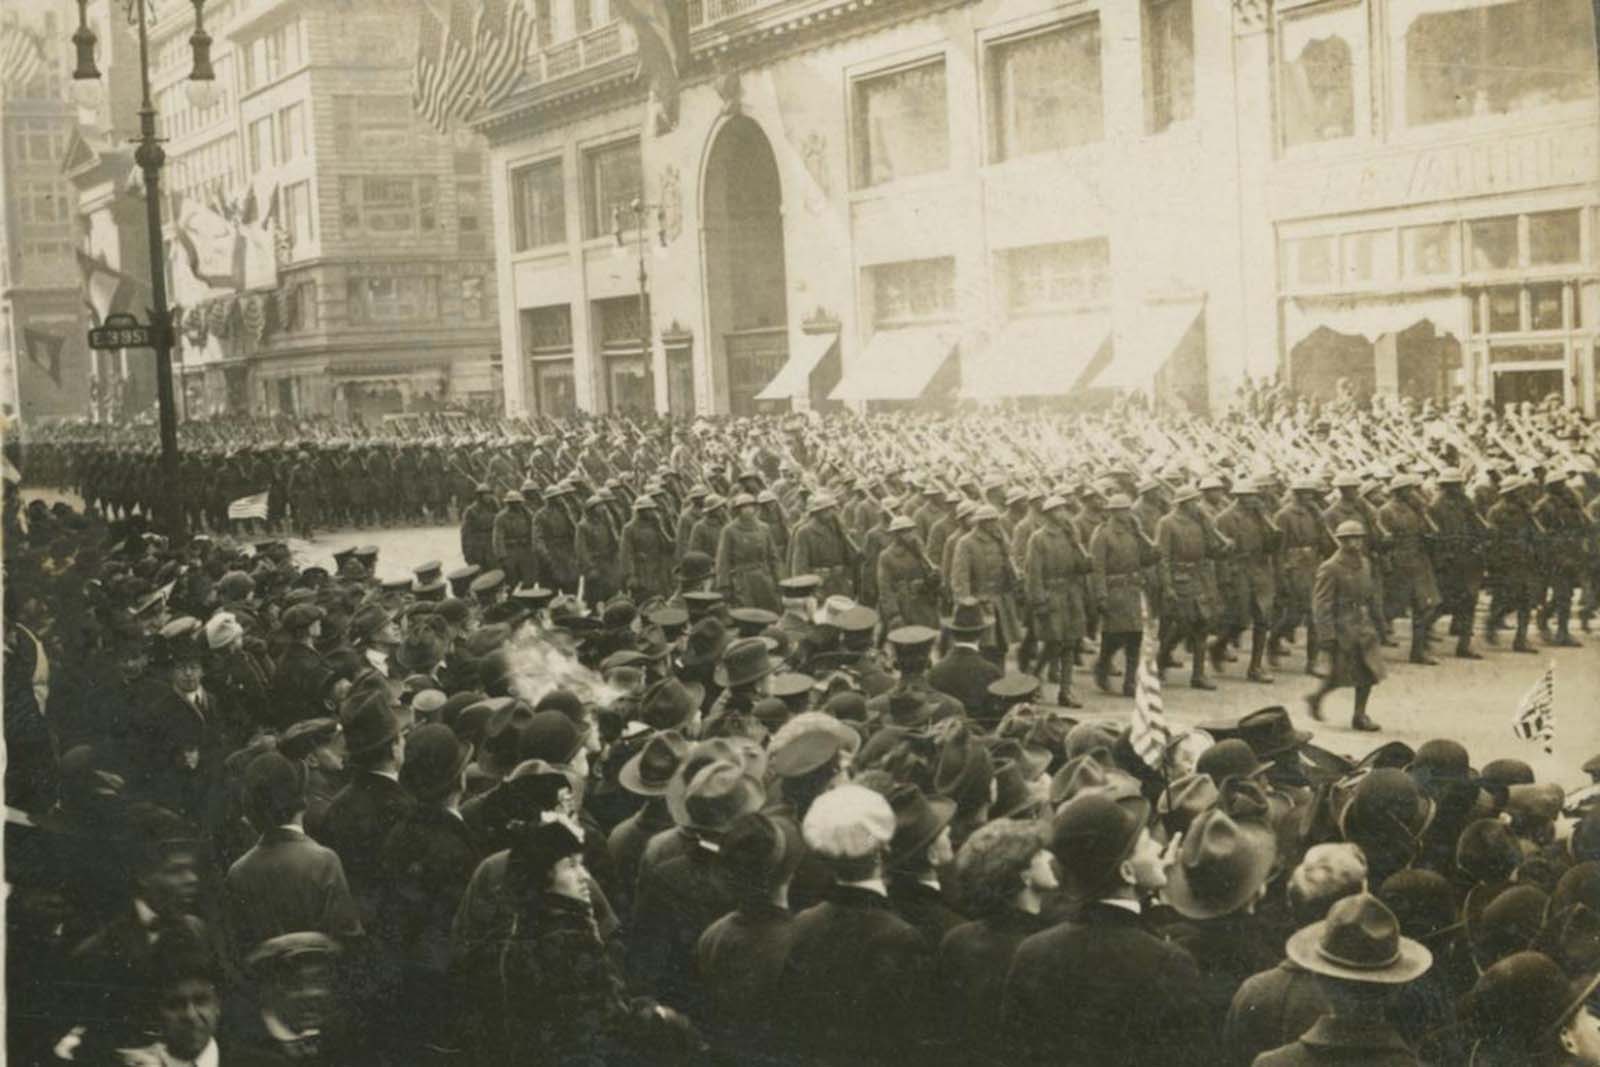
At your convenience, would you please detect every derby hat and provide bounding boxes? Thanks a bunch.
[1465,951,1600,1048]
[341,692,399,755]
[1339,767,1436,845]
[618,730,690,796]
[716,637,774,688]
[1164,806,1279,920]
[1196,738,1271,783]
[1049,792,1151,900]
[680,617,729,669]
[1285,892,1432,983]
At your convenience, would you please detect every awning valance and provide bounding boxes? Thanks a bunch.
[962,313,1110,398]
[1284,294,1465,348]
[830,326,957,402]
[1095,301,1204,391]
[327,361,449,379]
[755,331,838,401]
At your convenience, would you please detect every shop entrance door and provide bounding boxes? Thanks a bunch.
[1492,368,1565,410]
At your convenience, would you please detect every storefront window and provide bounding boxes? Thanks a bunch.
[1279,3,1365,148]
[1469,216,1518,272]
[1402,223,1455,277]
[1530,283,1565,330]
[533,360,576,417]
[523,304,573,353]
[870,257,957,325]
[987,20,1102,162]
[1341,231,1395,286]
[1396,0,1596,127]
[1529,209,1581,265]
[1004,240,1110,312]
[856,59,950,184]
[608,357,654,414]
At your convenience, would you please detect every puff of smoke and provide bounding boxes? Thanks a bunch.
[502,624,627,709]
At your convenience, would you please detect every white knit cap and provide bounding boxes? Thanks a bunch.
[802,784,894,860]
[204,610,244,651]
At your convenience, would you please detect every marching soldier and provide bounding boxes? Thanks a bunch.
[577,493,623,607]
[674,486,707,562]
[689,494,729,562]
[1533,470,1588,647]
[1211,480,1281,683]
[621,495,676,603]
[1322,472,1390,647]
[1308,520,1384,732]
[876,515,942,633]
[951,505,1022,662]
[1271,477,1329,675]
[1089,494,1154,697]
[534,484,580,594]
[1485,475,1541,652]
[1155,484,1221,690]
[1378,474,1442,665]
[790,493,859,599]
[1426,468,1488,659]
[716,494,782,613]
[757,490,790,577]
[459,484,499,570]
[1024,496,1090,706]
[490,488,539,588]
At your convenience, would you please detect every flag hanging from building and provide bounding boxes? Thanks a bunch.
[413,0,449,130]
[1512,662,1556,754]
[438,0,481,126]
[227,491,270,521]
[476,0,536,111]
[75,251,144,327]
[610,0,690,132]
[1128,655,1174,771]
[21,326,64,386]
[0,19,44,93]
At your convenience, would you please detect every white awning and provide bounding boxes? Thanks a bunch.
[961,312,1110,398]
[1096,301,1204,391]
[1284,294,1466,348]
[755,331,838,401]
[830,326,957,402]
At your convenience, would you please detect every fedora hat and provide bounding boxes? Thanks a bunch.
[1157,772,1220,838]
[639,677,705,731]
[1285,893,1432,984]
[887,784,956,870]
[341,692,399,755]
[944,597,990,636]
[618,730,690,796]
[715,637,774,688]
[990,759,1045,820]
[400,724,473,802]
[1049,752,1143,810]
[1233,706,1311,758]
[1164,807,1279,920]
[680,617,729,668]
[675,760,765,835]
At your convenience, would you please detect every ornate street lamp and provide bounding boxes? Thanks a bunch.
[70,0,214,539]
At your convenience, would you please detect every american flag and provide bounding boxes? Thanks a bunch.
[0,20,44,93]
[476,0,535,111]
[412,2,450,131]
[227,491,270,521]
[1512,662,1556,755]
[437,0,482,127]
[1129,654,1174,771]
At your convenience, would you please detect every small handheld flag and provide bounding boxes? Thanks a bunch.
[228,492,270,521]
[1129,656,1172,771]
[1511,661,1556,755]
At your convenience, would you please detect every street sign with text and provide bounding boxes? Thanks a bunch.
[88,313,166,351]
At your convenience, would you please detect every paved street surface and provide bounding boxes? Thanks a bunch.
[294,517,1600,787]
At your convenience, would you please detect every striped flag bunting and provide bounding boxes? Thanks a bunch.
[413,2,449,131]
[1129,654,1173,771]
[476,0,535,111]
[438,0,482,127]
[1511,662,1556,755]
[227,491,271,521]
[0,20,44,93]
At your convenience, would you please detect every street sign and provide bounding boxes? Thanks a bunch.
[88,312,166,351]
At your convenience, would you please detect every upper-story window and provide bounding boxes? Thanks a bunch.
[242,16,305,92]
[584,138,641,239]
[987,20,1102,162]
[513,158,567,250]
[868,257,957,327]
[1393,0,1596,128]
[1143,0,1194,133]
[853,58,949,186]
[1278,1,1368,148]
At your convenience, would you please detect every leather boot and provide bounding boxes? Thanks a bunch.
[1351,711,1381,732]
[1454,633,1483,659]
[1190,666,1216,691]
[1409,623,1438,665]
[1207,636,1227,673]
[1246,629,1274,683]
[1093,652,1113,694]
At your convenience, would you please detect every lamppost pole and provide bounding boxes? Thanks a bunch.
[74,0,215,541]
[615,198,668,414]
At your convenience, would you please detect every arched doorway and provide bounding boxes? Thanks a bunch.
[702,116,788,414]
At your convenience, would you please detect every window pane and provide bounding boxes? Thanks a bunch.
[1005,239,1110,312]
[1145,0,1194,132]
[523,305,574,351]
[869,257,957,325]
[1529,209,1580,265]
[1293,236,1335,287]
[585,140,641,239]
[988,23,1101,162]
[1398,0,1597,127]
[534,361,577,417]
[1342,231,1395,286]
[1488,287,1521,332]
[1489,342,1564,364]
[1530,283,1564,330]
[513,160,566,249]
[856,60,951,185]
[1280,5,1363,146]
[1469,216,1519,271]
[1403,223,1455,276]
